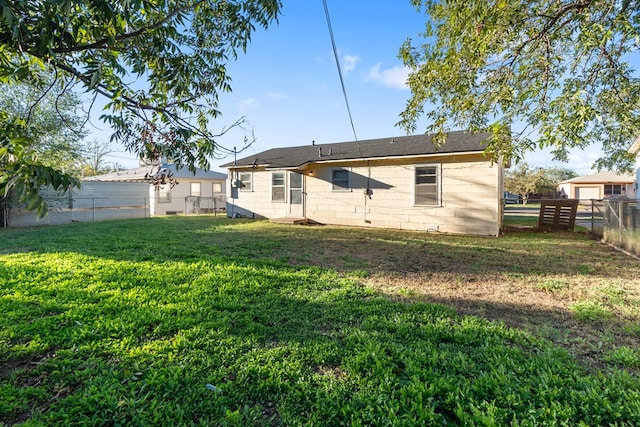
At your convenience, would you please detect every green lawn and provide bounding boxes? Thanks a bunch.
[1,217,639,426]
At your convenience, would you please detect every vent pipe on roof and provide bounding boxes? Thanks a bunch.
[328,148,332,155]
[318,147,323,157]
[312,140,315,146]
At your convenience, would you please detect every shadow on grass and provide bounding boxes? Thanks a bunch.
[1,217,639,425]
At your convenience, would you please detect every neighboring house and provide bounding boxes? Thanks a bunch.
[557,172,637,200]
[221,131,505,236]
[85,163,227,215]
[629,136,640,200]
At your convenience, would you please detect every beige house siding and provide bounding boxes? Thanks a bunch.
[558,173,636,200]
[227,153,502,236]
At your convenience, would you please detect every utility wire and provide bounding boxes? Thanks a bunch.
[322,0,358,141]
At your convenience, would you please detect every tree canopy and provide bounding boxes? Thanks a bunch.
[79,139,116,177]
[505,164,577,204]
[399,0,640,172]
[0,79,87,172]
[0,0,282,218]
[1,0,281,165]
[505,163,546,205]
[0,77,87,219]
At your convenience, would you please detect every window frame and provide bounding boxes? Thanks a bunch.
[331,168,351,192]
[190,182,201,197]
[271,171,286,202]
[414,164,441,207]
[289,172,303,205]
[212,182,222,195]
[238,172,252,192]
[604,184,622,196]
[157,184,171,203]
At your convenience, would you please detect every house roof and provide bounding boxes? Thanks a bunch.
[221,131,491,169]
[84,164,227,182]
[559,171,636,185]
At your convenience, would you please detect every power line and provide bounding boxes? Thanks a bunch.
[322,0,358,142]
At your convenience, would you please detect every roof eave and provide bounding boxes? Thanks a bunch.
[225,150,487,170]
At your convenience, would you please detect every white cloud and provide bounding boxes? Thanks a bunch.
[365,63,410,90]
[266,91,286,102]
[237,97,258,112]
[342,54,360,74]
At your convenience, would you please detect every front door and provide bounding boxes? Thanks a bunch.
[288,172,304,218]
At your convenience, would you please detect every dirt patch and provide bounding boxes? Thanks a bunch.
[274,226,640,372]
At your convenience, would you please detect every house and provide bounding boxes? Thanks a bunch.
[629,136,640,200]
[557,172,636,200]
[221,131,505,236]
[85,163,227,215]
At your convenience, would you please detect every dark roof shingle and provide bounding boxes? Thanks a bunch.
[221,131,490,169]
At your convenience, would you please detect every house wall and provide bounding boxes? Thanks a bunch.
[227,155,502,236]
[152,178,226,215]
[565,183,636,200]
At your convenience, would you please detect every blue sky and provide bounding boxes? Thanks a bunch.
[102,1,605,174]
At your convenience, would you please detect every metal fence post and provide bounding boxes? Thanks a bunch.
[618,201,623,247]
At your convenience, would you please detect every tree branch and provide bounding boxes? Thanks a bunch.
[509,0,593,67]
[50,1,206,55]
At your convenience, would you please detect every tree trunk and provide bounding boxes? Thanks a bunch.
[0,196,8,228]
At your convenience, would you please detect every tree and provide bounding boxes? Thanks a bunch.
[505,163,545,205]
[537,166,578,196]
[0,0,282,214]
[399,0,640,172]
[79,139,115,177]
[0,79,87,172]
[0,115,81,224]
[0,77,86,223]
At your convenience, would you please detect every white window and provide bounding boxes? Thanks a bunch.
[213,182,222,195]
[331,168,350,191]
[415,165,440,206]
[157,185,171,203]
[272,172,286,201]
[190,182,201,197]
[290,172,302,205]
[238,172,252,191]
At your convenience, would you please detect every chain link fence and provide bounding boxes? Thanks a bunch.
[597,199,640,256]
[183,196,226,215]
[4,195,149,227]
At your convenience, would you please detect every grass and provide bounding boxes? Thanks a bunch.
[1,217,640,425]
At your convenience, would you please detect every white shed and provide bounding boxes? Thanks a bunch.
[85,164,227,215]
